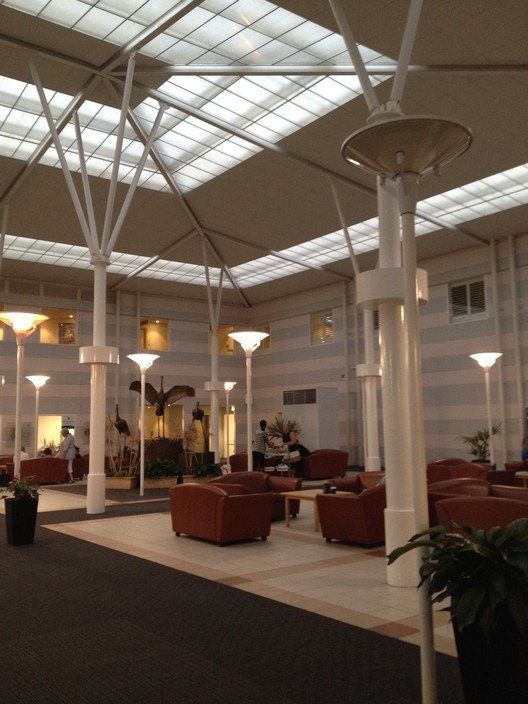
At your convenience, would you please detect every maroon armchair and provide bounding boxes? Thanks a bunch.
[426,461,489,484]
[435,496,528,530]
[316,485,386,546]
[169,483,274,546]
[209,471,302,520]
[296,449,348,480]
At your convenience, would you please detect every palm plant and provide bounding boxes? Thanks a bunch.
[458,422,501,462]
[265,415,301,441]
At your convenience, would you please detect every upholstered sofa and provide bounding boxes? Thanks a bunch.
[435,495,528,529]
[209,471,302,520]
[19,456,71,484]
[169,482,274,545]
[316,485,386,547]
[295,449,348,480]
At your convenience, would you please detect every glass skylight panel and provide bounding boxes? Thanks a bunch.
[40,0,90,26]
[0,1,396,193]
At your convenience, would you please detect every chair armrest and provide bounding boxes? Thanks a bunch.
[268,476,302,492]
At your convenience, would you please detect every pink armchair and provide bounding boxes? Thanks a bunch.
[169,483,274,546]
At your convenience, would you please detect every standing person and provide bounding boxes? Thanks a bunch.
[58,427,76,483]
[254,419,273,470]
[19,446,30,461]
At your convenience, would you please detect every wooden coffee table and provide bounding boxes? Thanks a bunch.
[281,489,353,531]
[515,470,528,487]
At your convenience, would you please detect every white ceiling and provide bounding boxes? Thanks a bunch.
[0,0,527,307]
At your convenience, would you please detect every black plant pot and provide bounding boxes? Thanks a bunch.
[4,497,38,545]
[454,614,528,704]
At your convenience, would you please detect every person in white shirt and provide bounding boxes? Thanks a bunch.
[20,446,30,461]
[58,427,76,483]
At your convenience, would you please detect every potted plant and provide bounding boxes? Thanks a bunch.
[265,416,301,444]
[2,475,41,545]
[457,422,501,462]
[387,518,528,703]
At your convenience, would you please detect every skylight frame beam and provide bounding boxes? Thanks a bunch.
[203,227,355,284]
[103,78,250,308]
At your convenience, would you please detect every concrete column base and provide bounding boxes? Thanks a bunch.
[86,472,106,514]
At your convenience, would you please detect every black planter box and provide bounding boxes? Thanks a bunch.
[454,615,528,704]
[5,497,38,545]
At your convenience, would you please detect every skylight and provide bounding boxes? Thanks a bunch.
[3,164,527,288]
[0,0,390,193]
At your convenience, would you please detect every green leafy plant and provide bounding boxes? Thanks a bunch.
[387,518,528,638]
[144,458,184,479]
[191,462,222,478]
[1,476,40,500]
[265,416,301,441]
[457,422,501,462]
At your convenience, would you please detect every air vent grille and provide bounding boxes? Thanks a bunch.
[283,389,317,405]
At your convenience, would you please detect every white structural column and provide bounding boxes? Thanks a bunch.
[26,375,50,457]
[80,258,119,514]
[377,180,415,563]
[356,311,381,471]
[228,332,268,472]
[224,381,236,469]
[0,312,48,478]
[209,329,220,462]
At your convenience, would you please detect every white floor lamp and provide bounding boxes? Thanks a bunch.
[228,332,268,471]
[26,375,50,458]
[224,381,236,470]
[127,353,159,496]
[0,312,48,477]
[470,352,502,466]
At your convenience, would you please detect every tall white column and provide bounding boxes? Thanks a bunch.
[80,258,119,514]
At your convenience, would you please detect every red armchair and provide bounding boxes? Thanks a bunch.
[169,483,274,546]
[316,485,386,546]
[209,471,302,520]
[426,461,489,484]
[435,496,528,530]
[296,449,348,480]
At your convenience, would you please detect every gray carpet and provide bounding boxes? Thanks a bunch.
[0,503,464,703]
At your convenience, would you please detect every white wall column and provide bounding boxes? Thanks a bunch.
[80,258,119,514]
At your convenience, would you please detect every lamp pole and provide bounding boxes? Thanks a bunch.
[127,354,159,496]
[470,353,502,466]
[224,381,236,470]
[0,312,48,477]
[26,375,50,458]
[228,332,268,471]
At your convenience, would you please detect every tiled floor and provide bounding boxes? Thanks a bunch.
[8,482,456,658]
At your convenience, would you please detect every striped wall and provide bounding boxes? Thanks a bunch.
[1,231,528,467]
